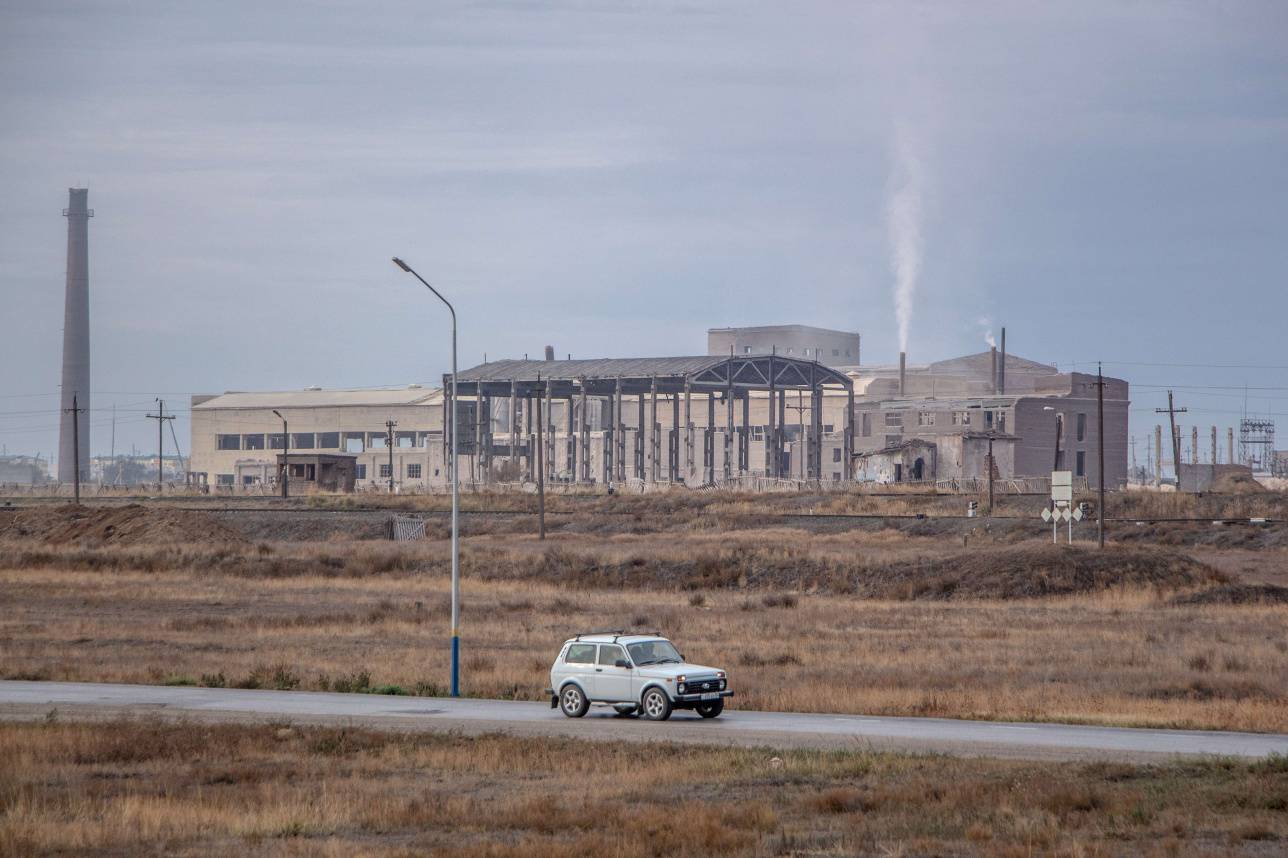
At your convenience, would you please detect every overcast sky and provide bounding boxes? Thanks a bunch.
[2,1,1286,462]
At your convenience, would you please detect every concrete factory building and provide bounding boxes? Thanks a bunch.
[848,350,1130,488]
[188,342,1129,492]
[708,325,859,367]
[189,386,454,491]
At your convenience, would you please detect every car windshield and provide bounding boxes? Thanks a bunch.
[627,640,682,665]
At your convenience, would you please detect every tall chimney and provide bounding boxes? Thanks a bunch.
[58,188,92,484]
[999,327,1006,394]
[898,351,906,396]
[543,345,554,361]
[990,346,998,394]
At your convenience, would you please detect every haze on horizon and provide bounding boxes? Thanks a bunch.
[1,1,1286,461]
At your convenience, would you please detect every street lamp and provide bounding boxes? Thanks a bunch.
[392,256,461,698]
[272,410,288,498]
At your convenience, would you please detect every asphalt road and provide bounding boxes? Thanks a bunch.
[2,681,1285,762]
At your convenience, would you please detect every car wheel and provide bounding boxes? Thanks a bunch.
[641,688,672,722]
[696,699,724,719]
[559,684,589,718]
[612,704,639,718]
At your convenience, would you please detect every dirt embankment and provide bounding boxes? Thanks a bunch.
[493,543,1226,600]
[0,504,244,546]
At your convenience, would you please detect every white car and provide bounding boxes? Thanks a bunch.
[546,631,733,721]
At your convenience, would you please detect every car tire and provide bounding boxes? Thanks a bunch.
[696,699,724,719]
[559,684,589,718]
[641,688,672,722]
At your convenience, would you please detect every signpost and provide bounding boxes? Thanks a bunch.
[1042,470,1076,543]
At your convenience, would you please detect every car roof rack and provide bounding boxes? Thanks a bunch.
[573,630,664,642]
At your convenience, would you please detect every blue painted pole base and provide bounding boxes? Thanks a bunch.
[450,634,460,697]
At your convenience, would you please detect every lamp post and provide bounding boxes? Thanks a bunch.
[392,256,460,698]
[272,410,288,498]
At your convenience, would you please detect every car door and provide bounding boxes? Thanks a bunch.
[563,642,597,695]
[592,644,634,701]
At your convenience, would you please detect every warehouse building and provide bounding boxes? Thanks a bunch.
[708,324,859,367]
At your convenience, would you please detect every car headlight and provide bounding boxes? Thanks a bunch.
[677,683,686,694]
[719,679,726,690]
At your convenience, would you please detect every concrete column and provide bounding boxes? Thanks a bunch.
[614,377,625,483]
[671,392,680,481]
[566,396,575,480]
[578,383,589,483]
[683,377,693,482]
[724,388,733,483]
[1228,427,1235,467]
[706,392,715,484]
[637,393,646,480]
[740,392,749,474]
[767,356,776,478]
[545,381,555,483]
[509,380,518,473]
[844,388,855,481]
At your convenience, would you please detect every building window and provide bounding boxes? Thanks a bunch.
[918,412,935,427]
[832,448,841,463]
[379,463,392,478]
[216,474,234,486]
[354,464,367,480]
[885,435,902,447]
[998,412,1007,432]
[242,475,256,486]
[984,411,994,429]
[242,434,265,450]
[861,413,871,437]
[217,434,240,451]
[369,433,387,449]
[1076,450,1086,477]
[744,346,752,354]
[885,412,902,427]
[952,411,970,426]
[1076,413,1086,442]
[344,434,364,453]
[396,432,416,448]
[291,433,315,449]
[268,433,286,450]
[318,432,340,449]
[407,463,422,479]
[786,348,793,355]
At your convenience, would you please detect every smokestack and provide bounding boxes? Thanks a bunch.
[990,346,998,394]
[543,345,554,361]
[58,188,92,484]
[1228,427,1235,466]
[898,351,906,396]
[999,327,1006,394]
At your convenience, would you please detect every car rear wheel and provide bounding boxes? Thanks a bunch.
[696,699,724,719]
[559,684,589,718]
[641,688,672,721]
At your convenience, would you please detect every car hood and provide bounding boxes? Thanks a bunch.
[636,662,723,680]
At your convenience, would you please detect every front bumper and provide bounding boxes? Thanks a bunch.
[674,689,734,703]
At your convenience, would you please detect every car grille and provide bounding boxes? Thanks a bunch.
[684,676,723,694]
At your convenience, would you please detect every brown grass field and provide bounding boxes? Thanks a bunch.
[2,497,1287,732]
[2,719,1286,857]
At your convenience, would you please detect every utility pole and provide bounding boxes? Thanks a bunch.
[272,410,289,498]
[536,372,545,540]
[146,399,175,493]
[1095,364,1105,549]
[63,394,85,504]
[386,419,397,493]
[1155,392,1187,489]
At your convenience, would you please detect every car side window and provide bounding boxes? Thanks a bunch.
[565,643,596,664]
[598,644,626,666]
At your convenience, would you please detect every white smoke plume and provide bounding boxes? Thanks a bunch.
[978,316,996,348]
[886,123,925,355]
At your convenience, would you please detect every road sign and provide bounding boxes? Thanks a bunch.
[1051,470,1073,502]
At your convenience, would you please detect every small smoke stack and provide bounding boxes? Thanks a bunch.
[543,345,554,361]
[990,346,998,394]
[999,327,1006,394]
[898,351,906,396]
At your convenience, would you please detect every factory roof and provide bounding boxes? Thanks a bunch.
[453,355,853,391]
[192,386,442,410]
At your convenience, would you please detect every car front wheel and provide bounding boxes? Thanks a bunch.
[641,688,672,721]
[696,699,724,719]
[560,684,589,718]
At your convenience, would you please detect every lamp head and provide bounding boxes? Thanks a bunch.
[272,410,283,420]
[392,257,412,273]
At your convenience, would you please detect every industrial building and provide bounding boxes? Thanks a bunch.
[708,324,859,367]
[189,386,456,491]
[57,188,92,483]
[188,330,1129,491]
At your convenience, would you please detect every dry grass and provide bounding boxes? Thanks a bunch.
[3,530,1286,731]
[1,719,1285,857]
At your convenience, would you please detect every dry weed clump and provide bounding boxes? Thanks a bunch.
[0,720,1284,857]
